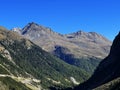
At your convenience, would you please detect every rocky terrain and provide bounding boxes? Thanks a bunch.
[12,22,112,73]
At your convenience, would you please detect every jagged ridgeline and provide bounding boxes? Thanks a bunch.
[12,22,111,74]
[0,26,89,90]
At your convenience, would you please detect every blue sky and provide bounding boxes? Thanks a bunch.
[0,0,120,41]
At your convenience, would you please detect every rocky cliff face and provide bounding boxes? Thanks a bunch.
[75,32,120,90]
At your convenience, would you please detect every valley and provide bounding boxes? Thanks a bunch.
[0,22,115,90]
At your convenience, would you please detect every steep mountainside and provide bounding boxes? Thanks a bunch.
[94,78,120,90]
[12,22,111,73]
[74,32,120,90]
[0,26,89,90]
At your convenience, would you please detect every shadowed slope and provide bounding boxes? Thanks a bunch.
[74,32,120,90]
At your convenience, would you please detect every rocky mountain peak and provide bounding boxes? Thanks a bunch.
[67,30,104,39]
[27,22,40,28]
[21,22,55,35]
[29,22,37,25]
[22,22,39,35]
[66,30,111,46]
[75,30,86,35]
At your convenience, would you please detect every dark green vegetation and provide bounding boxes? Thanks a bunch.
[0,53,28,76]
[74,32,120,90]
[53,45,100,73]
[0,27,89,89]
[0,77,31,90]
[5,40,89,88]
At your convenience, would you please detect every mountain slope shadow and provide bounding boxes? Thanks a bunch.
[72,32,120,90]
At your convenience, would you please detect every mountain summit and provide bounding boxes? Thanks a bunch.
[22,22,49,35]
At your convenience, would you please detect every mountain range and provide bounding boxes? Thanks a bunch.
[0,22,113,90]
[12,22,112,73]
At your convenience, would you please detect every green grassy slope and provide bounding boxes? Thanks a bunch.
[0,77,31,90]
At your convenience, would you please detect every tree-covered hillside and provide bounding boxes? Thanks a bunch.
[0,26,89,89]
